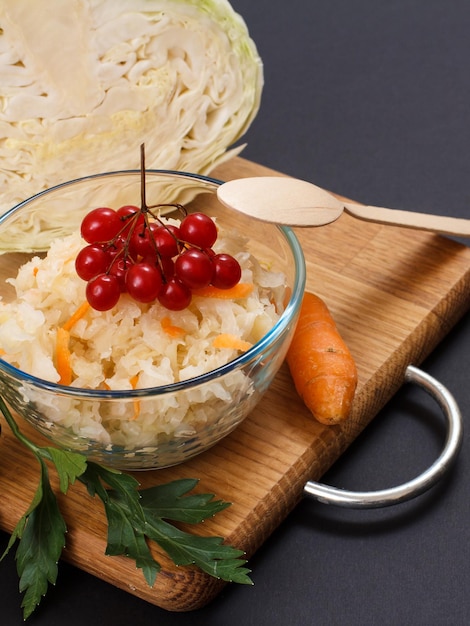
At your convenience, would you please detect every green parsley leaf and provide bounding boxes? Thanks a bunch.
[139,477,231,523]
[80,461,143,522]
[3,459,67,619]
[107,479,252,585]
[142,516,252,585]
[77,462,159,584]
[0,396,253,619]
[44,446,88,493]
[101,493,160,586]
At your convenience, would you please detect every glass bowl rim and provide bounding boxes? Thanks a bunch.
[0,169,306,399]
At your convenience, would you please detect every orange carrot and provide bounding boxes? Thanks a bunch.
[130,374,141,420]
[213,333,253,352]
[55,302,91,385]
[161,316,186,338]
[56,327,72,385]
[192,283,254,300]
[286,292,357,425]
[62,301,91,332]
[130,374,139,388]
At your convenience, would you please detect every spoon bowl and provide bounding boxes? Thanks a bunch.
[217,176,470,237]
[218,176,344,227]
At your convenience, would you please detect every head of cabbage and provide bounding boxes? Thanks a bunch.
[0,0,263,224]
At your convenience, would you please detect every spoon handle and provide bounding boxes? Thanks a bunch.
[343,201,470,237]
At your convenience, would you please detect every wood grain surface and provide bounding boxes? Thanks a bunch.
[1,157,469,610]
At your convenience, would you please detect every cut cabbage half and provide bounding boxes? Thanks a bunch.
[0,0,263,235]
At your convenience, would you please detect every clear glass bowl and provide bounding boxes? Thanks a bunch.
[0,171,306,470]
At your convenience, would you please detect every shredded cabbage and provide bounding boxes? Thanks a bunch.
[0,227,286,449]
[0,0,263,216]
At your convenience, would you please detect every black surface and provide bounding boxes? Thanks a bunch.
[2,1,470,624]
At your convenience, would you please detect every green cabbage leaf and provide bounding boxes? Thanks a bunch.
[0,0,263,218]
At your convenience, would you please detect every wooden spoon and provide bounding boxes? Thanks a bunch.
[217,176,470,236]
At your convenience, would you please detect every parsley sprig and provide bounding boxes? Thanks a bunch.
[0,395,252,620]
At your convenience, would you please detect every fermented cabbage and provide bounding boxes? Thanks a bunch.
[0,0,263,214]
[0,228,285,449]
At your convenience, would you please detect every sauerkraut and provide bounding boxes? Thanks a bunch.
[0,225,286,449]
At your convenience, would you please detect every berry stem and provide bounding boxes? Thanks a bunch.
[140,143,148,214]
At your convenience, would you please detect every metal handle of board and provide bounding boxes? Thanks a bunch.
[303,365,463,509]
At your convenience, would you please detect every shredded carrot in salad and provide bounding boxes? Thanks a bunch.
[55,327,72,385]
[213,333,253,352]
[130,374,141,420]
[62,301,91,332]
[192,283,254,300]
[55,301,91,385]
[160,316,186,337]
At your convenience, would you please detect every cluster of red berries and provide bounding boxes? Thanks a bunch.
[75,205,242,311]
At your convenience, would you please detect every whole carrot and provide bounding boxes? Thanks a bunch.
[286,292,357,425]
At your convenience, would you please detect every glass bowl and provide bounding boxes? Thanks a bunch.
[0,170,306,470]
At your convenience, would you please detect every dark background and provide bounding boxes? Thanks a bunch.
[2,1,470,624]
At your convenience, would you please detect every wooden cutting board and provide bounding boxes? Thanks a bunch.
[1,156,470,610]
